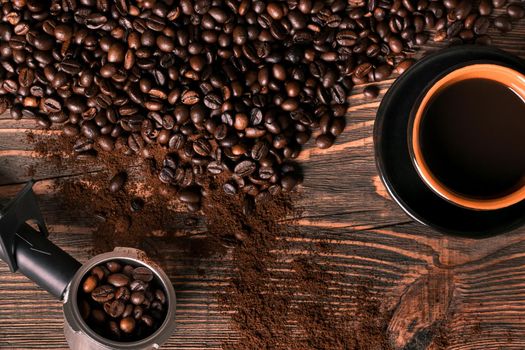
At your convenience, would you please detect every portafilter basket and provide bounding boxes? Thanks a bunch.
[0,181,176,349]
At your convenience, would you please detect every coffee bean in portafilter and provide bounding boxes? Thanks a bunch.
[0,0,522,214]
[79,260,167,342]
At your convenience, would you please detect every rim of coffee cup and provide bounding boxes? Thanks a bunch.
[408,63,525,211]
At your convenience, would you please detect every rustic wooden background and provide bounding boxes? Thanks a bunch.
[0,24,525,349]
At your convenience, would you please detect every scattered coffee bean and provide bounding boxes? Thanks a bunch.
[109,172,127,193]
[507,4,525,19]
[363,86,380,99]
[494,14,512,32]
[315,134,335,149]
[178,188,201,204]
[130,198,144,212]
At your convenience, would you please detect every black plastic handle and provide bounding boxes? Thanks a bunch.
[0,182,81,300]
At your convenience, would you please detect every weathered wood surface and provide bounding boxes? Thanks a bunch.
[1,28,525,349]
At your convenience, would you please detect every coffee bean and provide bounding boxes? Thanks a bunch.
[473,16,490,35]
[193,138,212,156]
[281,174,299,192]
[133,305,144,319]
[104,300,125,318]
[251,141,269,161]
[507,4,525,19]
[181,90,200,105]
[81,121,100,140]
[178,188,201,204]
[336,30,358,46]
[29,32,54,51]
[159,167,176,184]
[0,98,11,115]
[105,261,121,273]
[479,0,492,14]
[155,289,167,304]
[139,314,153,327]
[315,134,335,149]
[331,84,347,104]
[106,42,126,63]
[454,0,473,20]
[115,286,131,302]
[122,304,134,318]
[492,0,506,8]
[203,93,222,109]
[447,21,464,38]
[130,198,144,212]
[392,60,412,76]
[235,160,257,177]
[54,24,73,41]
[3,80,18,94]
[83,275,99,293]
[388,36,403,54]
[131,291,146,305]
[364,85,380,99]
[42,98,61,113]
[330,118,346,136]
[66,96,87,114]
[120,317,136,333]
[354,63,373,79]
[60,59,82,75]
[97,135,115,152]
[19,68,34,87]
[109,172,127,193]
[494,14,512,32]
[130,267,153,283]
[223,181,238,195]
[207,161,224,175]
[92,285,115,303]
[91,266,106,280]
[107,273,130,287]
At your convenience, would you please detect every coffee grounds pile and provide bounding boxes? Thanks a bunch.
[29,130,206,254]
[29,131,396,349]
[202,179,393,349]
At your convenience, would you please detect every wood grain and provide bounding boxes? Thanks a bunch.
[0,25,525,350]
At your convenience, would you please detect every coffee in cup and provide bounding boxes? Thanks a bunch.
[409,64,525,210]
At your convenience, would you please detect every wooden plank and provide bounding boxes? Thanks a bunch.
[0,20,524,350]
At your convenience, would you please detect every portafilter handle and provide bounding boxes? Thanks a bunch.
[0,181,81,300]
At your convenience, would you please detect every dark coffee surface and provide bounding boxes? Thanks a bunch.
[419,78,525,199]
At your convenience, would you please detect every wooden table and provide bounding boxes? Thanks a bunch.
[0,26,525,350]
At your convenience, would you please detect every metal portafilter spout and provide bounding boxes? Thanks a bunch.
[0,181,81,300]
[0,182,177,350]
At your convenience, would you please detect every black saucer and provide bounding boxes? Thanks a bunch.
[374,45,525,238]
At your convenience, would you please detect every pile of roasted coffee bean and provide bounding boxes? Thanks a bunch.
[0,0,523,211]
[78,260,167,341]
